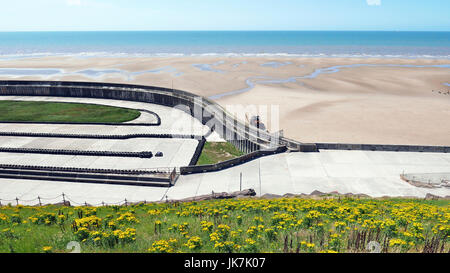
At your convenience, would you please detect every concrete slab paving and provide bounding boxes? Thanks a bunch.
[260,156,296,196]
[1,150,449,205]
[174,150,450,199]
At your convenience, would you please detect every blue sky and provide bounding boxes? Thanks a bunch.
[0,0,448,31]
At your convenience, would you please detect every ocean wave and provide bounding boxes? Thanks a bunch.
[1,52,450,60]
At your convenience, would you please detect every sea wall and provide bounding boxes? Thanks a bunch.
[316,143,450,153]
[0,80,304,154]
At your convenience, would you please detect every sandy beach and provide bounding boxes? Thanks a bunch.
[0,56,449,146]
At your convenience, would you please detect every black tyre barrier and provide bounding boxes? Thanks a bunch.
[0,164,179,187]
[0,132,203,140]
[0,168,176,188]
[0,147,154,158]
[139,152,153,158]
[315,143,450,153]
[180,146,288,175]
[188,137,207,166]
[0,164,168,175]
[0,121,158,126]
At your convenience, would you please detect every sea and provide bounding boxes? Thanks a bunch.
[0,31,449,59]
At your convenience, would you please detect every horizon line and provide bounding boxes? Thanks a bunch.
[0,30,449,32]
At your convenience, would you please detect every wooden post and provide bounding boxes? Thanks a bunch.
[15,197,19,206]
[240,172,242,192]
[62,193,66,203]
[258,159,262,197]
[38,196,42,206]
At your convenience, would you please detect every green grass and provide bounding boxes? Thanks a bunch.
[197,142,244,166]
[0,100,141,123]
[0,197,448,253]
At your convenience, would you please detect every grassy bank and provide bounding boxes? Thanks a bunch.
[0,100,141,123]
[197,142,244,165]
[0,198,448,253]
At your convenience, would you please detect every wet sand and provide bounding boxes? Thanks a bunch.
[0,56,449,145]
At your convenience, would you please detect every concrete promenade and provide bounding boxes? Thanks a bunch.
[1,150,449,206]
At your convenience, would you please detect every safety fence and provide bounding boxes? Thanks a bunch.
[0,188,256,207]
[0,193,162,207]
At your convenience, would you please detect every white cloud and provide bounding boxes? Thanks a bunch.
[366,0,381,6]
[66,0,81,6]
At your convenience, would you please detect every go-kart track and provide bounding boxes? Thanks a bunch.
[0,96,207,169]
[0,81,449,206]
